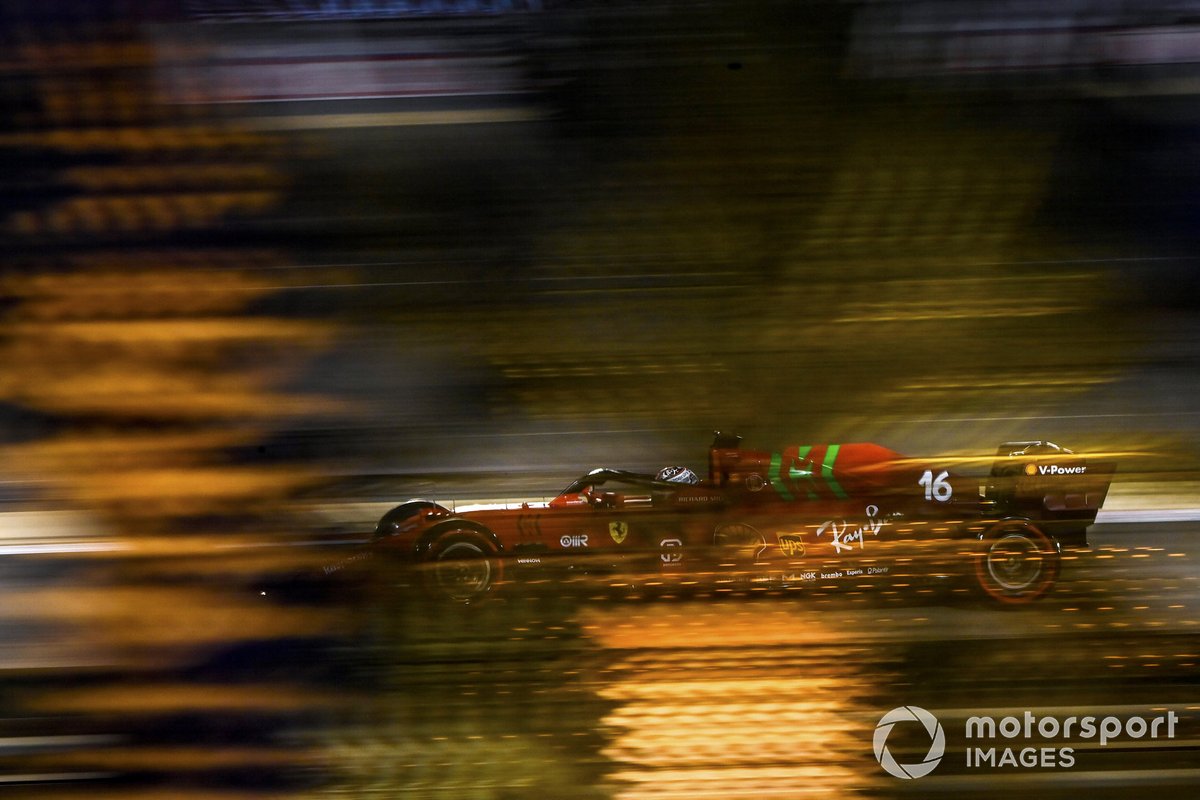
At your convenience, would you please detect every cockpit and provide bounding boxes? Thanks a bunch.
[551,469,661,509]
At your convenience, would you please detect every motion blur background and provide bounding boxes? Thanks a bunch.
[1,1,1199,798]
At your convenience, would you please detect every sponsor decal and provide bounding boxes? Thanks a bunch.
[660,537,682,563]
[560,534,589,548]
[1038,464,1087,476]
[821,444,848,499]
[608,521,629,544]
[517,515,543,539]
[1024,463,1088,476]
[776,532,807,557]
[782,571,817,582]
[818,504,884,554]
[874,706,946,779]
[765,444,849,500]
[784,565,887,582]
[322,550,372,575]
[768,445,822,501]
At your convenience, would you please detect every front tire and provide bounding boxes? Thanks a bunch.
[375,500,447,540]
[974,519,1060,604]
[423,529,501,603]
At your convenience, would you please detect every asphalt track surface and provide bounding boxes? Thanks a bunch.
[347,520,1199,800]
[0,520,1196,799]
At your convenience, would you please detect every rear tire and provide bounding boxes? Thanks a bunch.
[974,519,1060,604]
[423,529,501,603]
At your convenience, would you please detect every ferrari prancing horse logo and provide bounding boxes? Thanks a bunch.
[609,521,629,544]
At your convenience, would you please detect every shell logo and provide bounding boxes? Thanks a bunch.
[1024,463,1038,476]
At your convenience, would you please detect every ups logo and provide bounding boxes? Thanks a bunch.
[777,533,807,558]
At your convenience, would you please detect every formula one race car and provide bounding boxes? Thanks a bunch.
[371,433,1115,603]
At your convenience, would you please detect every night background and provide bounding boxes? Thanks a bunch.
[1,1,1198,798]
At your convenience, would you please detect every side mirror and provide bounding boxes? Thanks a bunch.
[597,491,623,509]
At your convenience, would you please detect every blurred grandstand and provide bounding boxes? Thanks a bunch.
[1,1,1199,797]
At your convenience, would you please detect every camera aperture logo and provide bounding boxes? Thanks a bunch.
[873,706,946,779]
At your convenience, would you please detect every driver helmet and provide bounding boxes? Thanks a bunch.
[656,465,699,485]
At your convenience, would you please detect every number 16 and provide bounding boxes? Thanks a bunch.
[919,470,953,502]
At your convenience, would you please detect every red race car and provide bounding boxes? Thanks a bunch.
[372,433,1115,603]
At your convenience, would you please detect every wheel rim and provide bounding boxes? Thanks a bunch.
[985,532,1045,591]
[432,541,492,600]
[714,523,767,561]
